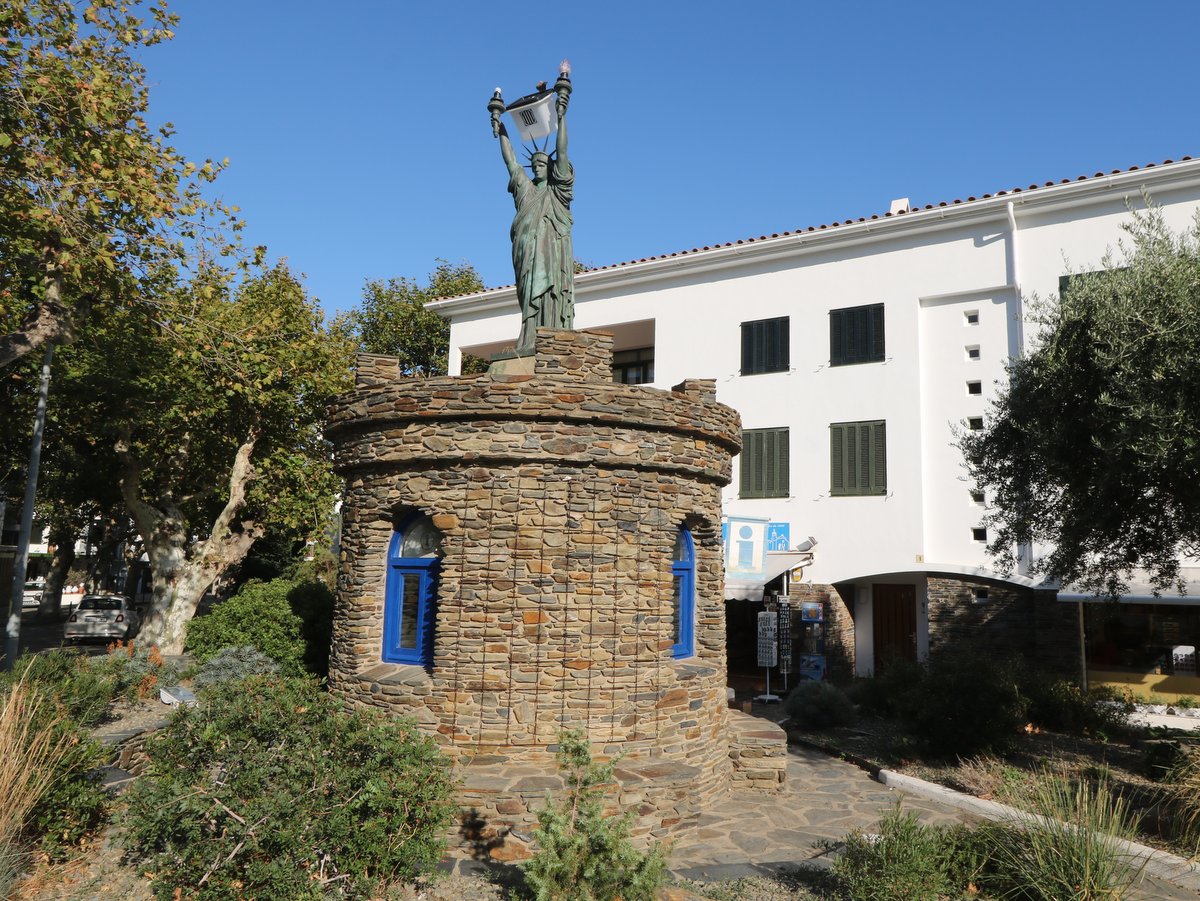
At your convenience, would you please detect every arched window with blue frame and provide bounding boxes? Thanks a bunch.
[672,526,695,658]
[383,513,442,666]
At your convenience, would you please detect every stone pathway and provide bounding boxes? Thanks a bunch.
[669,745,963,880]
[667,744,1199,900]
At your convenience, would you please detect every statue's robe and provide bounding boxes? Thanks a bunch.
[508,155,574,349]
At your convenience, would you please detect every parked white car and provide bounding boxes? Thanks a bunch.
[22,580,45,609]
[64,595,139,643]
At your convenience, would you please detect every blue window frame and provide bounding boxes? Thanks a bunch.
[672,527,695,658]
[383,514,441,666]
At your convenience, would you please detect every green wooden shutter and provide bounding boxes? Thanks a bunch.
[871,421,887,493]
[830,424,844,495]
[830,309,845,364]
[830,420,886,495]
[768,317,789,372]
[771,428,789,495]
[740,429,761,497]
[741,321,755,375]
[857,422,872,491]
[870,304,885,360]
[845,425,858,492]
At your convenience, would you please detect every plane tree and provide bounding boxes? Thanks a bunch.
[0,0,234,368]
[52,261,352,652]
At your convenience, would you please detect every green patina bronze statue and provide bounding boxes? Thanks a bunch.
[489,70,574,350]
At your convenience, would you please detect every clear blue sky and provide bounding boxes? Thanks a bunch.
[143,0,1199,316]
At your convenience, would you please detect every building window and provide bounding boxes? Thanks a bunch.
[830,304,884,366]
[613,347,654,384]
[740,428,789,498]
[972,527,988,542]
[383,513,442,666]
[967,380,982,395]
[968,416,984,431]
[741,317,789,375]
[973,588,990,603]
[671,527,695,658]
[964,310,980,325]
[965,345,981,361]
[970,490,985,505]
[829,420,887,496]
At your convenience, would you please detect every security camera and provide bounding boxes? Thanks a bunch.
[793,536,817,553]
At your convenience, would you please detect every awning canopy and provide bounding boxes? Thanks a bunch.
[724,552,810,602]
[1057,567,1200,605]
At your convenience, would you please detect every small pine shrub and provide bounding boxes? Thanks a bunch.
[783,680,857,730]
[832,803,956,901]
[981,773,1146,900]
[521,730,667,901]
[192,645,279,691]
[122,675,455,898]
[185,578,307,673]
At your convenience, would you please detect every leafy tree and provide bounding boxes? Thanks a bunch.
[962,207,1200,597]
[0,0,235,369]
[52,261,352,652]
[347,260,486,375]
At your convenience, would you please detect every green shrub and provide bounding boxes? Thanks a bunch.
[122,675,455,899]
[845,658,926,718]
[1020,674,1127,738]
[832,803,958,901]
[192,645,279,691]
[2,650,116,727]
[185,578,307,673]
[286,579,335,677]
[906,653,1027,758]
[0,666,108,859]
[783,680,856,730]
[88,641,179,702]
[980,773,1146,900]
[521,729,667,901]
[0,677,107,878]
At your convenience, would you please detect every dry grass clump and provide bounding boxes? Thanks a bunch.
[985,773,1146,901]
[0,677,82,896]
[1162,747,1200,855]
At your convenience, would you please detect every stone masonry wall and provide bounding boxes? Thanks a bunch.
[326,329,751,839]
[927,577,1073,673]
[786,583,855,683]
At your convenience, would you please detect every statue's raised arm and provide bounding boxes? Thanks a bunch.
[488,67,576,352]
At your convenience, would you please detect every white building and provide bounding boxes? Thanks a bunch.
[430,155,1200,692]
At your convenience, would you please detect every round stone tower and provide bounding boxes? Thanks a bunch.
[325,328,750,840]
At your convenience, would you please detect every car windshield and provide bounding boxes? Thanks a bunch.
[78,597,122,611]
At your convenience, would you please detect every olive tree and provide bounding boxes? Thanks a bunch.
[962,207,1200,597]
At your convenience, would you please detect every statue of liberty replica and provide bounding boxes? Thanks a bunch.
[488,62,574,351]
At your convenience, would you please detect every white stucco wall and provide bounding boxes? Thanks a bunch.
[434,159,1200,594]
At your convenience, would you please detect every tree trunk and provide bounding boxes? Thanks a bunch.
[38,521,76,622]
[120,433,263,654]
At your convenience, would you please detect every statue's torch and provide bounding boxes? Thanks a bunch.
[554,59,572,106]
[488,88,505,138]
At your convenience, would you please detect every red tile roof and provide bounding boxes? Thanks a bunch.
[439,155,1195,300]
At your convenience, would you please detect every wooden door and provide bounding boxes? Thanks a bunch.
[872,583,917,669]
